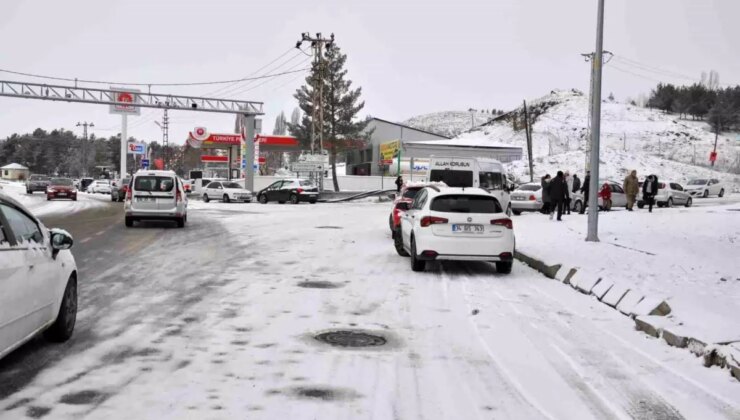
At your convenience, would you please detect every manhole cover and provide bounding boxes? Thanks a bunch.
[314,330,386,348]
[315,226,343,229]
[297,281,343,289]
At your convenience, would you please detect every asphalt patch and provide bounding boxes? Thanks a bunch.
[25,406,51,419]
[314,330,387,348]
[287,386,361,402]
[297,281,343,289]
[59,390,109,405]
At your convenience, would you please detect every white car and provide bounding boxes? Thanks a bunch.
[638,181,693,208]
[0,192,78,361]
[202,181,252,203]
[89,179,112,194]
[685,178,726,198]
[395,186,515,274]
[510,183,543,215]
[571,180,627,212]
[124,170,188,228]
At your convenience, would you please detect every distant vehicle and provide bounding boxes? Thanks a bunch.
[395,186,515,274]
[571,181,626,212]
[25,174,50,194]
[0,192,78,361]
[79,178,94,192]
[124,170,187,228]
[202,181,252,203]
[193,177,227,195]
[256,179,319,204]
[178,177,191,194]
[509,182,543,215]
[685,178,725,198]
[637,181,692,208]
[110,177,131,202]
[88,179,112,194]
[388,182,430,232]
[46,178,77,201]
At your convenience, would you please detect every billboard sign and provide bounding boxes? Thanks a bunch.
[141,159,150,168]
[109,87,141,115]
[127,141,146,155]
[379,140,400,162]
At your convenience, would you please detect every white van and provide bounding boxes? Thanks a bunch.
[427,156,512,215]
[124,170,188,228]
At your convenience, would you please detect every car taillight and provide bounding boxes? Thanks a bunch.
[659,183,666,189]
[296,188,303,194]
[491,218,513,229]
[176,189,182,203]
[529,195,536,201]
[499,252,513,260]
[420,216,448,227]
[126,188,132,201]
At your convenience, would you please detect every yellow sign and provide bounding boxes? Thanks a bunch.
[379,140,400,163]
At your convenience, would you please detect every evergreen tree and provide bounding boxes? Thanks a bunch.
[273,111,287,135]
[290,107,301,126]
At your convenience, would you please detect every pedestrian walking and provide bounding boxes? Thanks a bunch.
[541,174,552,215]
[623,170,639,211]
[579,171,591,214]
[549,171,569,221]
[564,171,573,214]
[599,182,612,211]
[572,174,581,195]
[395,175,403,193]
[642,174,659,213]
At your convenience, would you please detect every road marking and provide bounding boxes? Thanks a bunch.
[95,230,106,236]
[80,237,92,244]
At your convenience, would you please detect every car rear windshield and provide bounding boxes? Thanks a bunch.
[134,176,175,192]
[30,175,49,181]
[518,184,541,191]
[429,170,473,188]
[402,188,421,199]
[688,179,707,185]
[223,182,242,189]
[299,180,314,187]
[431,195,502,214]
[50,178,73,186]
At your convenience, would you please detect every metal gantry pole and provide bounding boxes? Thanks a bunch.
[586,0,605,242]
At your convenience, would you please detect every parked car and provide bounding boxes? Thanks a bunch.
[685,178,725,198]
[0,192,78,361]
[110,177,131,202]
[88,179,112,194]
[571,181,627,212]
[637,181,692,208]
[256,179,319,204]
[388,182,432,232]
[394,186,515,274]
[179,178,192,194]
[202,181,252,203]
[79,177,94,193]
[25,174,50,194]
[509,183,543,215]
[46,178,78,201]
[124,170,187,228]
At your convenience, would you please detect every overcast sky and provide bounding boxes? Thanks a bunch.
[1,0,738,145]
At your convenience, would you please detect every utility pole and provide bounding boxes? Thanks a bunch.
[296,32,335,154]
[587,0,606,243]
[581,49,612,172]
[523,100,534,182]
[155,110,169,170]
[76,121,94,176]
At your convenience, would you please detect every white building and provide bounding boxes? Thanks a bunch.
[1,163,30,181]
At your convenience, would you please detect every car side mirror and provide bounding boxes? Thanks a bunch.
[397,202,410,211]
[50,228,74,259]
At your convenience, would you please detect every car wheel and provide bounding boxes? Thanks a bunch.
[111,194,116,202]
[125,216,133,227]
[605,200,612,211]
[309,200,317,204]
[44,276,77,342]
[703,190,709,198]
[223,194,230,203]
[685,197,692,208]
[719,189,725,198]
[278,201,286,204]
[203,194,210,203]
[496,261,513,274]
[47,197,51,201]
[176,217,185,228]
[389,214,394,232]
[667,198,673,208]
[573,201,583,213]
[410,237,425,272]
[73,197,77,201]
[26,190,32,195]
[512,210,522,216]
[637,202,644,209]
[259,194,268,204]
[394,230,409,257]
[290,194,299,204]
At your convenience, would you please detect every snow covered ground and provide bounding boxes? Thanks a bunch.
[2,200,739,419]
[0,180,109,217]
[404,111,492,137]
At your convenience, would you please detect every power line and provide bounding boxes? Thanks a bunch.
[225,58,311,98]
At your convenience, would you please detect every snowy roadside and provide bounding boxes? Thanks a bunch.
[512,200,740,378]
[0,181,109,217]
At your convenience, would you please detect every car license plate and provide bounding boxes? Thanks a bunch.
[452,224,484,233]
[513,196,524,201]
[137,197,155,202]
[58,193,66,197]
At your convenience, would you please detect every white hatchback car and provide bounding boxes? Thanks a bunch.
[0,192,78,361]
[685,178,726,198]
[202,181,252,203]
[124,170,188,228]
[395,186,515,273]
[88,179,112,194]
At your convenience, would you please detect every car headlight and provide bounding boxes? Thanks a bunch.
[48,188,56,193]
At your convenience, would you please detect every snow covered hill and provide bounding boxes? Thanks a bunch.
[403,111,493,137]
[454,90,740,187]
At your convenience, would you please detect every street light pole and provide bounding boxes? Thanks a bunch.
[586,0,605,242]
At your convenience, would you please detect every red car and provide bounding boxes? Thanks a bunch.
[46,177,77,201]
[388,183,429,233]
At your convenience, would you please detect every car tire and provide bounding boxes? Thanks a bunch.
[512,209,522,216]
[125,217,133,227]
[410,237,425,272]
[44,276,77,343]
[47,197,51,201]
[259,194,268,204]
[290,194,299,204]
[388,214,394,232]
[393,230,409,257]
[719,189,725,198]
[176,217,185,228]
[637,202,644,209]
[667,198,673,208]
[703,190,709,198]
[685,197,692,208]
[26,190,32,195]
[203,194,210,203]
[111,194,116,202]
[309,200,317,204]
[495,261,513,274]
[223,194,230,203]
[278,201,286,204]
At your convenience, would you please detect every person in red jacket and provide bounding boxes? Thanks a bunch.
[598,182,612,211]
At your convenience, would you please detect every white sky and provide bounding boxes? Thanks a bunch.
[1,0,738,145]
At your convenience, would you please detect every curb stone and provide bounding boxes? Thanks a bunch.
[514,250,561,279]
[591,279,614,300]
[602,284,630,308]
[617,290,644,316]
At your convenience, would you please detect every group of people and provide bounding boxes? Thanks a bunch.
[539,169,662,220]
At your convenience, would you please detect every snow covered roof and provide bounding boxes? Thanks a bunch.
[1,163,29,170]
[408,137,521,149]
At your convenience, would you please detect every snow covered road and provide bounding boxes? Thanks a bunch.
[0,181,109,217]
[1,200,738,419]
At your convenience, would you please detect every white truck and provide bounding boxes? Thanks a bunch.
[426,156,512,216]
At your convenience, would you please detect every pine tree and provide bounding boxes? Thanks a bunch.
[290,107,300,126]
[273,111,287,135]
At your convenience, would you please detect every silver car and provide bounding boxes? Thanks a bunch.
[637,181,692,208]
[124,170,188,228]
[571,181,627,212]
[510,183,543,215]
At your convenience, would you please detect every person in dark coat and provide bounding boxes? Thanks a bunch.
[549,171,569,221]
[579,171,591,214]
[540,174,552,214]
[572,174,581,195]
[642,174,659,213]
[395,176,403,193]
